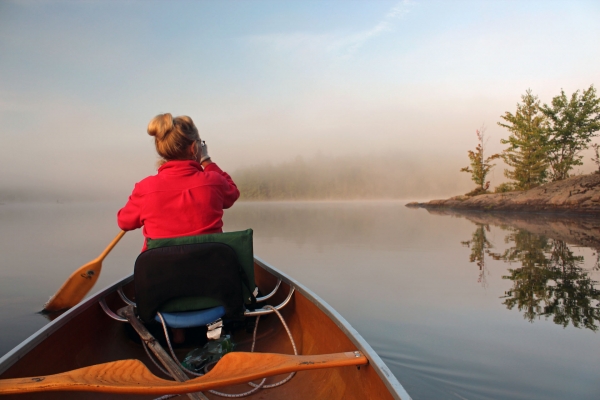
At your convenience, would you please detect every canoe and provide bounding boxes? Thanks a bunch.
[0,256,411,399]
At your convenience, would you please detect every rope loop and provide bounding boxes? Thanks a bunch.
[152,304,297,399]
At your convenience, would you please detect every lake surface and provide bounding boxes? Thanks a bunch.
[0,201,599,399]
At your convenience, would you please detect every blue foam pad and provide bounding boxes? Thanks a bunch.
[155,306,226,329]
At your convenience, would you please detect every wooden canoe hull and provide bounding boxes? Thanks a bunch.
[0,257,410,399]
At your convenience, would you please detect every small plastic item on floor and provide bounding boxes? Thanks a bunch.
[182,335,234,373]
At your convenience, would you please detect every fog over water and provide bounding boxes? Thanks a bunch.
[1,1,599,203]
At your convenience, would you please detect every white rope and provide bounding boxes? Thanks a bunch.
[207,316,266,398]
[155,312,266,398]
[152,303,297,399]
[157,312,204,377]
[246,305,297,389]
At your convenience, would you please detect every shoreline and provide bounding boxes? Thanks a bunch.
[406,173,600,216]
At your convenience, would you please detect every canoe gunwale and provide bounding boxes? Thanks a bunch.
[253,256,411,400]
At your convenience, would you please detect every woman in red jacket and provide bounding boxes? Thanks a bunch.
[118,113,240,251]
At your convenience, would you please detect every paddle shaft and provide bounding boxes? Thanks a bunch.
[119,305,208,400]
[43,231,126,312]
[98,230,126,261]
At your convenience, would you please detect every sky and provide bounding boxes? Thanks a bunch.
[1,0,599,200]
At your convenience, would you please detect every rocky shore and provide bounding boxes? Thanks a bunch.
[406,173,600,215]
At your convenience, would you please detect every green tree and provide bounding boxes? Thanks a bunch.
[460,126,500,195]
[540,85,600,181]
[498,90,549,190]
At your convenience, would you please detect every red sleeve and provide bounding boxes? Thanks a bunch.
[117,184,143,231]
[204,163,240,209]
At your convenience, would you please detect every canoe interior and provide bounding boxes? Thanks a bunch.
[0,263,398,400]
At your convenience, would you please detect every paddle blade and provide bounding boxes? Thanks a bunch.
[43,231,126,312]
[0,360,161,395]
[43,258,102,312]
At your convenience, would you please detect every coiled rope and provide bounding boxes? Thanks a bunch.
[149,305,297,399]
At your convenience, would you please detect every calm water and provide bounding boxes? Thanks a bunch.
[0,201,599,399]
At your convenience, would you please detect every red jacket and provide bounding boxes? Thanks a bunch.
[117,160,240,250]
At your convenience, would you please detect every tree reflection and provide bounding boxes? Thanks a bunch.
[461,223,493,287]
[544,241,600,330]
[466,226,600,331]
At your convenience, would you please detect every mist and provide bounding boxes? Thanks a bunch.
[1,1,599,203]
[234,152,476,201]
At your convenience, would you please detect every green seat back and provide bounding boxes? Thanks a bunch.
[146,229,255,312]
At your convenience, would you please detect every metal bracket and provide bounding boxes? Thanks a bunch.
[255,279,282,302]
[244,286,295,317]
[99,298,128,322]
[117,287,136,306]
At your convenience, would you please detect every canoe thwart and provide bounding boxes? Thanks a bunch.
[0,351,368,395]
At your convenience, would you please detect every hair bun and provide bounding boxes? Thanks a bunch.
[147,113,174,139]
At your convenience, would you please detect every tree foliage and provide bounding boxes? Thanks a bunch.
[540,85,600,181]
[460,127,499,194]
[488,228,600,331]
[498,90,549,190]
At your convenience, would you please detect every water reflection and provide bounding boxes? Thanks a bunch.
[437,209,600,331]
[461,223,493,287]
[491,232,600,331]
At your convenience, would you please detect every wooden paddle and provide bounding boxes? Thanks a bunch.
[43,231,126,312]
[0,351,368,395]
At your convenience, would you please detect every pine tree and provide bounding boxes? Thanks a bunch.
[460,126,499,195]
[541,85,600,181]
[498,90,548,190]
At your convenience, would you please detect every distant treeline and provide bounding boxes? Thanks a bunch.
[233,154,469,200]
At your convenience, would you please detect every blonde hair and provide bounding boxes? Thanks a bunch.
[147,113,200,165]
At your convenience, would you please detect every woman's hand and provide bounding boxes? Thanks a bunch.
[200,140,212,166]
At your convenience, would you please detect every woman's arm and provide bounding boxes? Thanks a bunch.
[117,184,143,231]
[203,163,240,208]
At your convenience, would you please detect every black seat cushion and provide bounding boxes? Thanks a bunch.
[134,242,244,324]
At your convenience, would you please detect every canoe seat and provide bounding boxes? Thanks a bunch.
[155,306,226,329]
[146,229,256,306]
[134,241,247,329]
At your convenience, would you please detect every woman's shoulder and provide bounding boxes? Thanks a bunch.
[131,174,160,194]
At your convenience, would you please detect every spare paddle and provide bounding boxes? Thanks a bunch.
[0,351,368,396]
[43,231,126,312]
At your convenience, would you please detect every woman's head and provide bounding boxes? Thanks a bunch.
[147,113,200,164]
